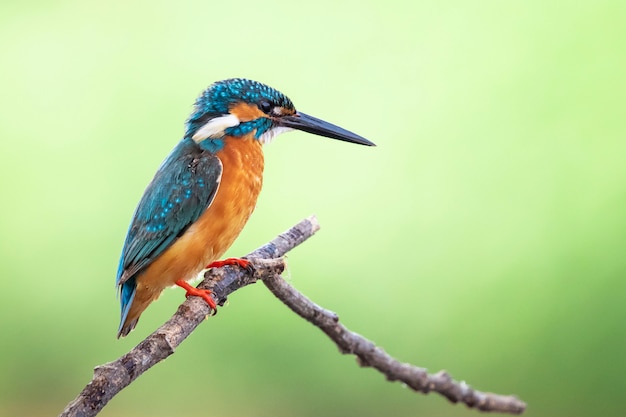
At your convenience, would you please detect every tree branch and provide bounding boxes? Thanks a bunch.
[262,274,527,414]
[59,215,526,417]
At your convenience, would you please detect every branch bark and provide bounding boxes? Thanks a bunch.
[59,215,526,417]
[263,274,526,414]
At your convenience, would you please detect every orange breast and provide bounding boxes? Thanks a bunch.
[135,136,264,295]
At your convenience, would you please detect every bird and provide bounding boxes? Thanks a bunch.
[116,78,375,337]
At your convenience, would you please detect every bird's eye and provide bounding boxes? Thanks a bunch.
[259,100,272,114]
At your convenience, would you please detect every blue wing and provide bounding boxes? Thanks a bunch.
[116,138,222,322]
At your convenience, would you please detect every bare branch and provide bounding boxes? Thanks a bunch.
[59,216,320,417]
[59,215,526,416]
[262,274,527,414]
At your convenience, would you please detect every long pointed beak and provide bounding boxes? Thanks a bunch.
[277,112,376,146]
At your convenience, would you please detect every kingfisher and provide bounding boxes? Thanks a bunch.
[116,78,374,337]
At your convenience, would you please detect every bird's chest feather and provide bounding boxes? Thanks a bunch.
[191,137,265,258]
[138,138,264,289]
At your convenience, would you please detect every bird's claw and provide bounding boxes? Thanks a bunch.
[206,257,255,274]
[175,279,217,311]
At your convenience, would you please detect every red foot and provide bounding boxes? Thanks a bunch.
[175,280,217,310]
[206,257,251,271]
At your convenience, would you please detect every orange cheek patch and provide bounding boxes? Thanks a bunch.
[274,106,295,116]
[230,102,266,122]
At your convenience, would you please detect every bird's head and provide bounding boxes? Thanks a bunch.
[185,78,375,151]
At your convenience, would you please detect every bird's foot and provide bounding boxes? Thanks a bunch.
[175,279,217,310]
[206,257,254,273]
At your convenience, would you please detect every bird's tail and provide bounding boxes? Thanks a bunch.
[117,277,159,338]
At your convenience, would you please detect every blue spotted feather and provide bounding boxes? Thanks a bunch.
[116,137,222,329]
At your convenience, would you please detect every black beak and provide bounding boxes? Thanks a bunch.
[277,112,376,146]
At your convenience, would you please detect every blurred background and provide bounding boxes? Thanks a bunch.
[1,1,625,416]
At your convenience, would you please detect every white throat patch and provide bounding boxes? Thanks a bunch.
[192,114,240,142]
[257,126,294,145]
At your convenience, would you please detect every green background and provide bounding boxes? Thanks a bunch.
[1,1,625,416]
